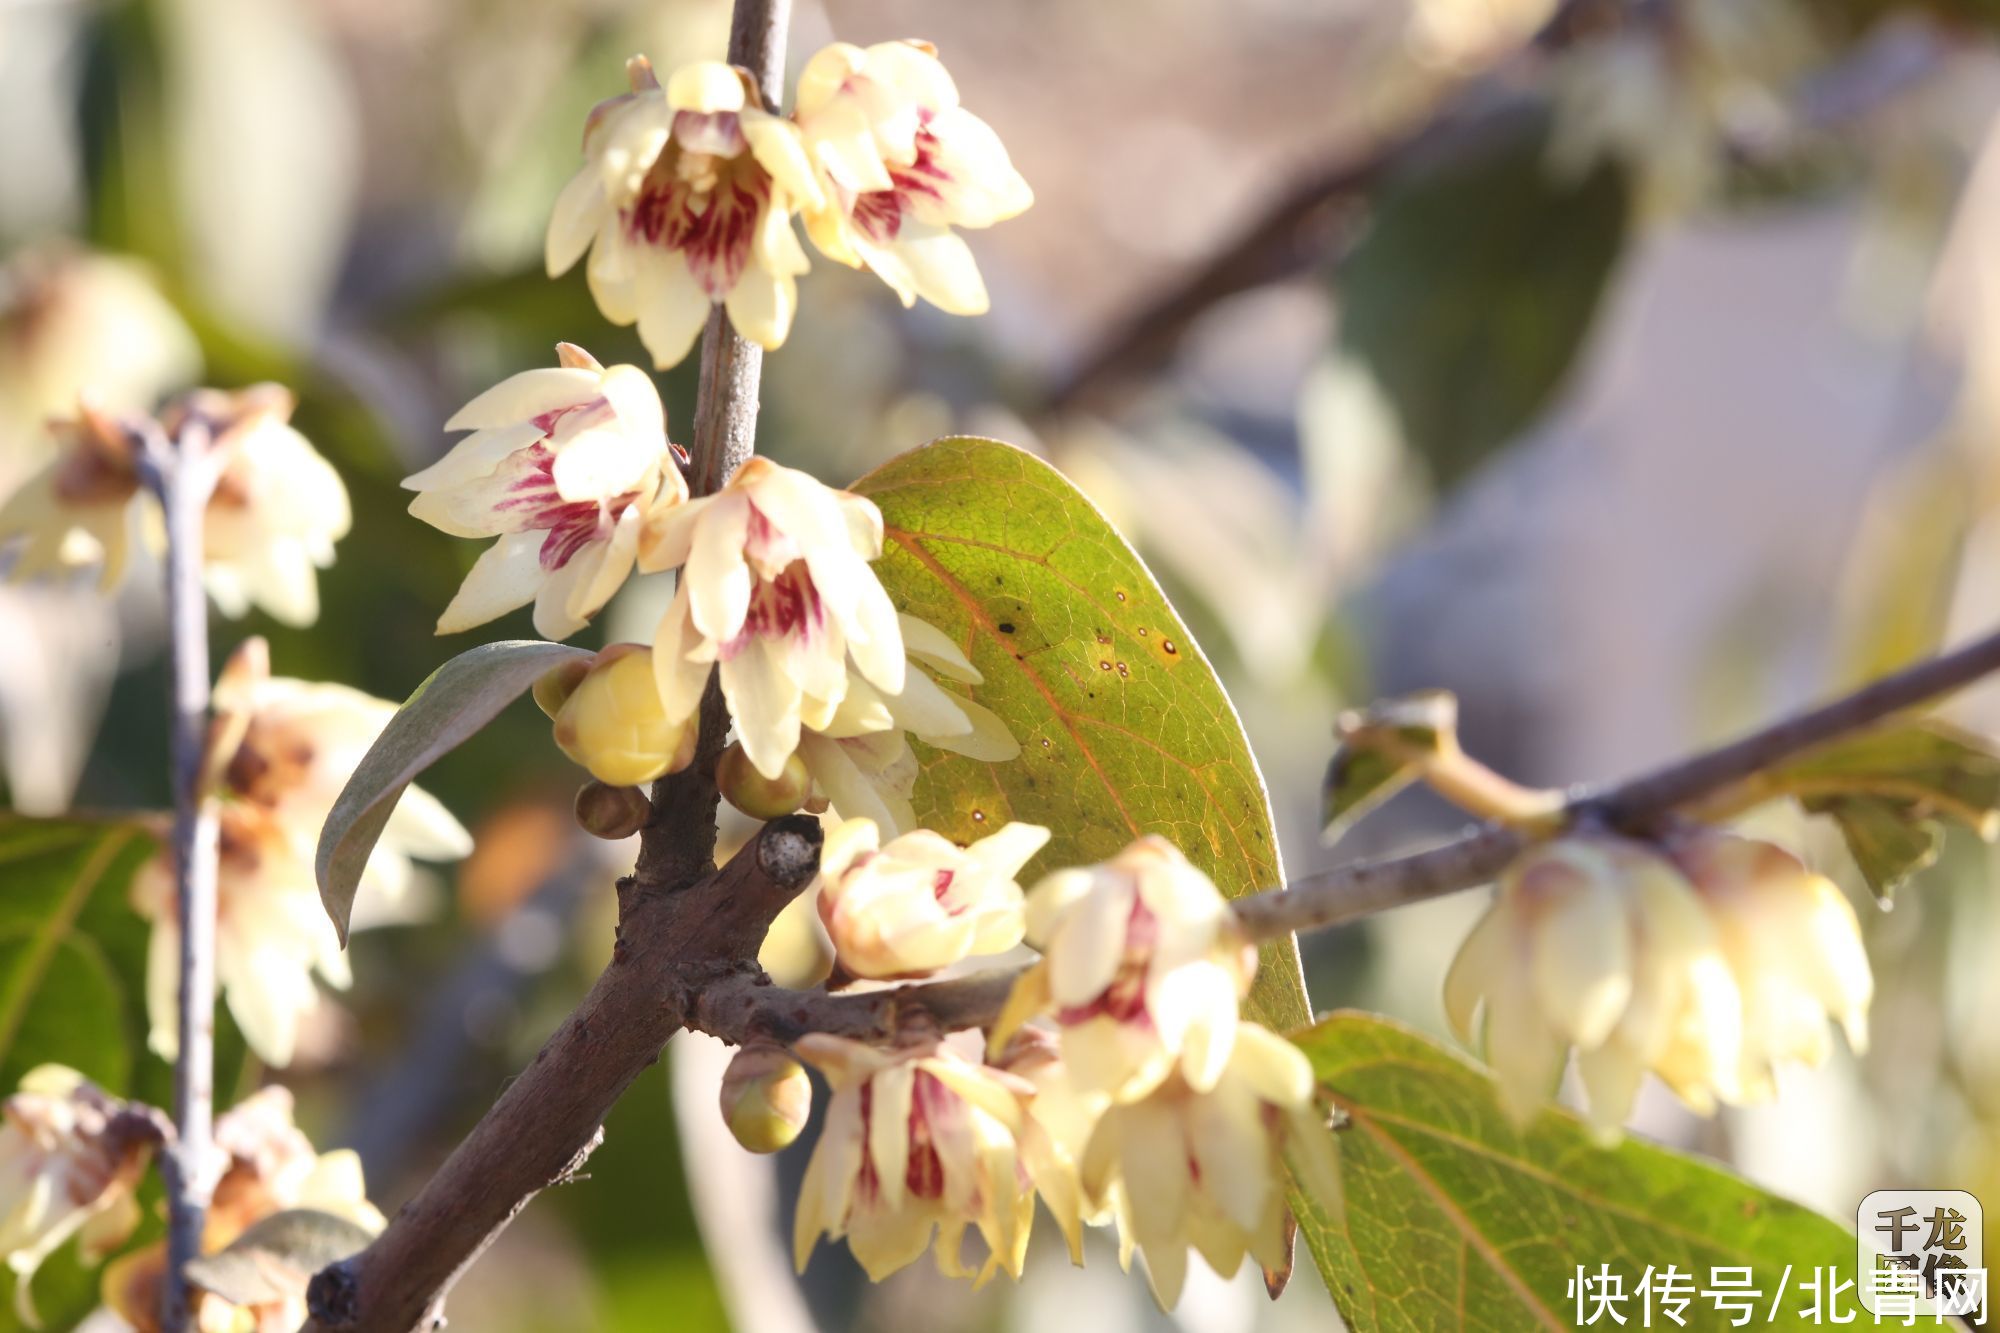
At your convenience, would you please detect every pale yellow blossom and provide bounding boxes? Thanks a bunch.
[1444,836,1744,1131]
[103,1086,383,1333]
[0,403,148,590]
[407,343,681,640]
[0,1066,155,1327]
[550,642,698,787]
[0,387,348,625]
[993,836,1256,1102]
[816,815,1048,980]
[989,1029,1105,1266]
[796,613,1018,835]
[1670,831,1873,1101]
[0,248,198,479]
[792,1034,1035,1284]
[641,456,902,778]
[1080,1023,1338,1310]
[134,641,470,1068]
[179,386,350,627]
[547,57,821,369]
[794,40,1031,314]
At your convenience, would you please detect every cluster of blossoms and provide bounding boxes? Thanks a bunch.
[101,1086,384,1332]
[133,637,471,1068]
[1444,829,1873,1134]
[0,386,350,627]
[0,1067,158,1326]
[751,835,1338,1309]
[548,41,1030,369]
[415,343,1015,838]
[0,1067,381,1331]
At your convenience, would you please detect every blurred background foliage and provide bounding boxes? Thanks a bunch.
[7,0,2000,1328]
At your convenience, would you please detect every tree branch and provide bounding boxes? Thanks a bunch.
[687,623,2000,1046]
[304,818,823,1333]
[305,4,796,1326]
[134,418,223,1333]
[632,0,795,901]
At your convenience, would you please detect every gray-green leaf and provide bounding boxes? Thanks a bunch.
[315,640,591,942]
[1321,690,1458,844]
[184,1208,376,1307]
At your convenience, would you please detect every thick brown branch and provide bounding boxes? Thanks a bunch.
[691,624,2000,1045]
[304,818,822,1333]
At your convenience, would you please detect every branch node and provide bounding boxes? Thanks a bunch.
[754,814,824,890]
[305,1260,360,1328]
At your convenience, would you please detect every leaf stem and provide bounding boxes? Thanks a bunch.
[134,417,223,1333]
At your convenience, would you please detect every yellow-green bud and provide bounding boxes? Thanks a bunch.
[720,1044,811,1154]
[573,780,651,840]
[718,742,811,821]
[552,644,697,787]
[532,658,592,720]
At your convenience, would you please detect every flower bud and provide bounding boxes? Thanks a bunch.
[552,644,697,787]
[573,780,651,840]
[720,1044,811,1154]
[533,658,592,719]
[718,741,811,820]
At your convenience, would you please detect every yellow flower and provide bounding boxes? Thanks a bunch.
[407,343,680,640]
[103,1086,383,1333]
[177,385,351,628]
[0,402,148,590]
[641,456,903,779]
[989,1029,1106,1266]
[550,642,698,787]
[547,56,821,370]
[993,836,1256,1102]
[796,613,1019,835]
[1444,836,1743,1132]
[1079,1023,1338,1310]
[815,815,1049,980]
[134,642,470,1068]
[793,40,1031,314]
[0,386,349,626]
[0,1066,155,1327]
[0,246,198,487]
[1671,831,1872,1101]
[792,1034,1035,1285]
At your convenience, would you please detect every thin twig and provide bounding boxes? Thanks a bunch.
[303,592,2000,1324]
[134,418,222,1333]
[632,0,795,900]
[688,623,2000,1045]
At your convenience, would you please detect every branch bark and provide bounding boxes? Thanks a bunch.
[686,623,2000,1046]
[305,4,796,1326]
[304,818,823,1332]
[135,418,223,1333]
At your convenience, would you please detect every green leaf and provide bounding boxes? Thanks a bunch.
[0,817,160,1332]
[1751,720,2000,901]
[852,437,1308,1030]
[1322,691,1458,843]
[1806,796,1941,903]
[184,1208,376,1307]
[316,640,591,942]
[1333,104,1628,488]
[1290,1012,1853,1332]
[0,817,155,1094]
